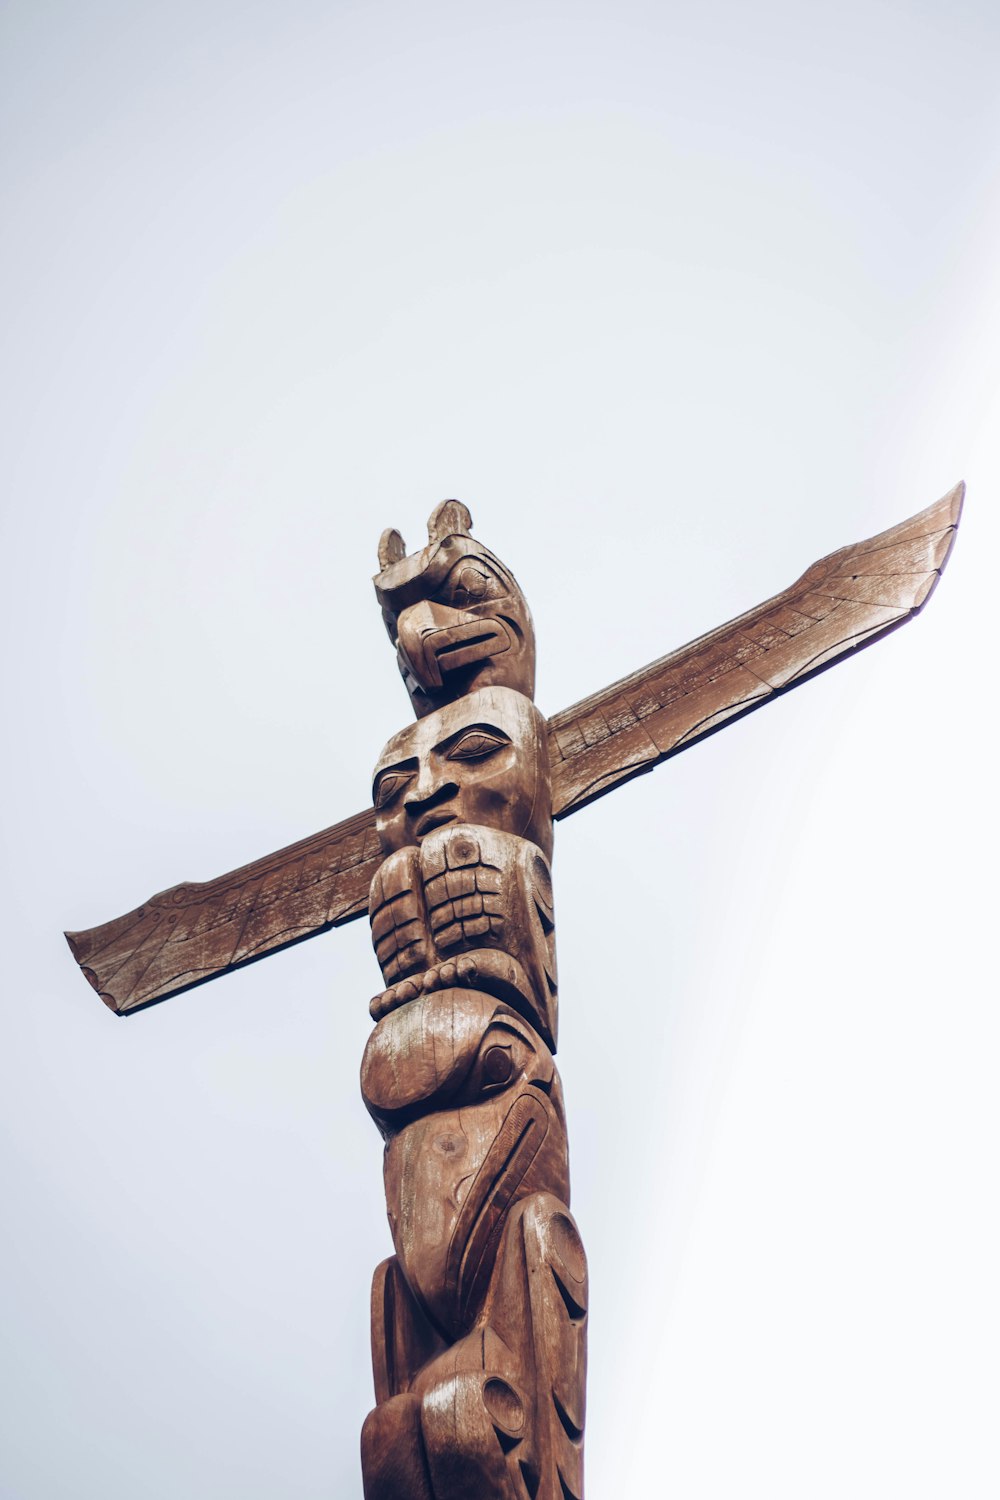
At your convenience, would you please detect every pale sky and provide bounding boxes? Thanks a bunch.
[2,2,997,1496]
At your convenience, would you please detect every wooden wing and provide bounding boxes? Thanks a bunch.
[548,483,964,818]
[67,485,963,1015]
[65,807,381,1015]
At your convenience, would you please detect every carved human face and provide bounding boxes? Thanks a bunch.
[372,686,552,858]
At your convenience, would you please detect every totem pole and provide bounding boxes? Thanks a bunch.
[65,483,964,1495]
[359,500,583,1498]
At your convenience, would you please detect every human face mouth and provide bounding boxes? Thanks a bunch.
[413,809,458,840]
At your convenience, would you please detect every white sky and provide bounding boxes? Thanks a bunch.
[2,2,997,1496]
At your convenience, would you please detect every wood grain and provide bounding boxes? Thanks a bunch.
[548,482,964,816]
[65,808,381,1015]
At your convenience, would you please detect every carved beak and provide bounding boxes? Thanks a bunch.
[396,602,512,691]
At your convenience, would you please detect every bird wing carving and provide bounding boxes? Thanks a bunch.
[65,807,382,1015]
[66,485,963,1015]
[547,483,964,818]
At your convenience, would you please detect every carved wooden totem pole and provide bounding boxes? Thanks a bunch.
[360,501,583,1499]
[66,483,964,1496]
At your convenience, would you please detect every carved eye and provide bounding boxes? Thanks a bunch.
[453,565,488,603]
[462,1026,533,1103]
[440,557,505,609]
[373,769,414,809]
[446,728,510,763]
[482,1045,513,1088]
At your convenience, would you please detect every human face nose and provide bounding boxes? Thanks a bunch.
[403,767,461,840]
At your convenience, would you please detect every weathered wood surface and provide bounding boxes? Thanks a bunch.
[549,482,964,815]
[361,509,583,1500]
[367,686,559,1046]
[66,484,962,1016]
[65,808,381,1015]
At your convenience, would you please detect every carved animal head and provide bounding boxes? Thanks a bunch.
[374,501,536,718]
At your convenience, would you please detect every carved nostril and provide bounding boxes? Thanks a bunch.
[405,781,459,814]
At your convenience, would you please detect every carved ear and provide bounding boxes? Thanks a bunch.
[378,528,406,570]
[427,500,472,543]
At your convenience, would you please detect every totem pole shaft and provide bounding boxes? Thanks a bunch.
[358,501,585,1499]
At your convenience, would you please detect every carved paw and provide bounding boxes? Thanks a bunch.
[370,956,481,1021]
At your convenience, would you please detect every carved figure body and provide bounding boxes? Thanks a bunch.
[360,507,587,1499]
[361,990,586,1500]
[368,824,557,1046]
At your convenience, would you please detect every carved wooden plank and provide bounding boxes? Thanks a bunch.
[66,485,963,1015]
[65,808,381,1015]
[548,483,963,816]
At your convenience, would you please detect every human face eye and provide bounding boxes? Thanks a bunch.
[444,726,511,764]
[372,764,416,810]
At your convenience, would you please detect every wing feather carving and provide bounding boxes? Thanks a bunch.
[548,483,963,817]
[66,484,962,1015]
[65,808,381,1015]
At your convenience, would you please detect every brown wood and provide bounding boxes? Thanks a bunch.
[66,484,963,1018]
[63,491,964,1498]
[360,512,582,1498]
[368,686,558,1048]
[64,807,380,1014]
[375,497,537,719]
[547,481,964,815]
